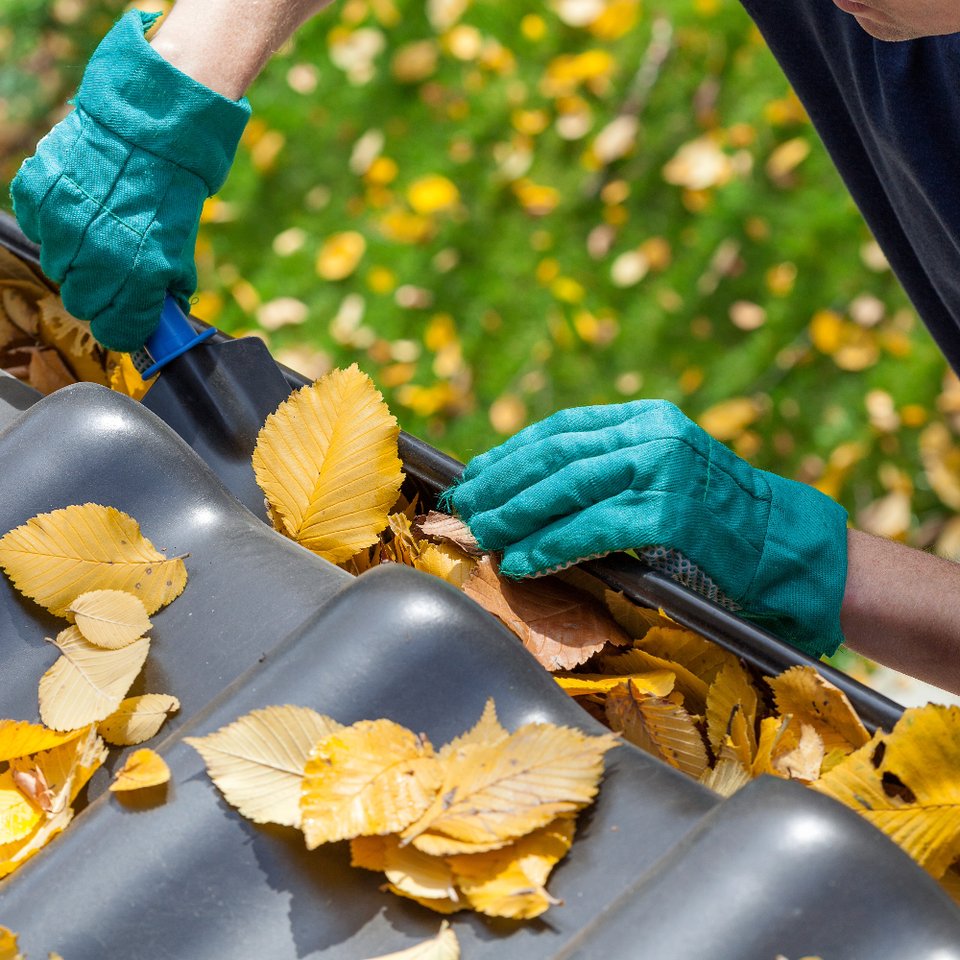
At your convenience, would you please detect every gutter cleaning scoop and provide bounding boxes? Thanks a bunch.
[135,294,294,523]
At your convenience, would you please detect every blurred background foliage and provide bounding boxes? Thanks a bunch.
[4,0,960,623]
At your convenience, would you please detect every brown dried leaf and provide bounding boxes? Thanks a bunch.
[414,511,482,556]
[605,680,708,779]
[462,556,629,671]
[0,286,43,336]
[28,347,76,395]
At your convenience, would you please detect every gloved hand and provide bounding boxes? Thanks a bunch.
[10,10,250,352]
[445,399,849,659]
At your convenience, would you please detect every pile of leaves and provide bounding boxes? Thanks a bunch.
[0,249,150,400]
[248,366,960,905]
[0,504,187,877]
[186,698,617,921]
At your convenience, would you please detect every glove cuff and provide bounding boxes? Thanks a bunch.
[741,472,849,659]
[77,10,251,194]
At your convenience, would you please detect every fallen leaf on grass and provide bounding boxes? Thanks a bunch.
[253,364,404,563]
[402,722,617,855]
[463,556,628,671]
[0,503,187,617]
[39,627,150,731]
[186,705,341,828]
[300,719,441,848]
[361,922,459,960]
[97,694,180,746]
[67,589,152,649]
[605,680,708,779]
[767,666,869,753]
[414,511,482,556]
[110,748,170,792]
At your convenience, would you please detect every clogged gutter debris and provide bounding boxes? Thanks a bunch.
[1,247,960,935]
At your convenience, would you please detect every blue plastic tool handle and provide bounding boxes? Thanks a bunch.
[141,294,217,379]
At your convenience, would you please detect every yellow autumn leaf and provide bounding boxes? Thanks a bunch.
[601,647,708,715]
[67,589,152,649]
[408,175,459,214]
[109,748,170,791]
[438,698,508,761]
[12,725,107,815]
[705,662,758,756]
[604,590,663,639]
[300,719,441,848]
[0,720,84,763]
[352,832,458,902]
[360,922,459,960]
[698,757,751,797]
[402,723,617,855]
[605,680,708,779]
[0,503,187,617]
[817,705,960,878]
[697,397,761,442]
[553,670,676,699]
[317,231,366,280]
[0,770,42,845]
[38,627,150,731]
[185,705,341,828]
[0,806,73,880]
[386,510,421,565]
[413,542,477,588]
[97,694,180,746]
[772,722,824,783]
[766,666,869,753]
[723,704,755,771]
[449,816,574,920]
[109,353,154,401]
[252,365,405,563]
[637,626,740,685]
[0,926,22,960]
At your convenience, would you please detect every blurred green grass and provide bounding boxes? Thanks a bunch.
[3,0,958,563]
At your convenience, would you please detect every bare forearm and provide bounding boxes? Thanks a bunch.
[841,528,960,694]
[149,0,331,100]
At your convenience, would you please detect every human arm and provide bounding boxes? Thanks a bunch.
[10,0,333,352]
[149,0,333,101]
[842,529,960,695]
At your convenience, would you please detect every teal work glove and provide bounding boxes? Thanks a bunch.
[445,400,849,659]
[10,10,250,352]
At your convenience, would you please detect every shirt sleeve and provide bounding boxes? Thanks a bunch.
[740,0,960,374]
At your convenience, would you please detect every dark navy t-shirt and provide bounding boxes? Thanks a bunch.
[741,0,960,373]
